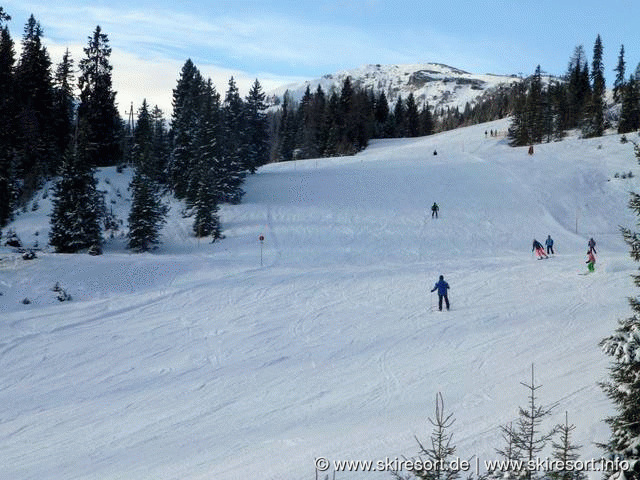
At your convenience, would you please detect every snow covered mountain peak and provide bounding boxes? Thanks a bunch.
[269,62,523,111]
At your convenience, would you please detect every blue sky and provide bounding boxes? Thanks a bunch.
[2,0,639,116]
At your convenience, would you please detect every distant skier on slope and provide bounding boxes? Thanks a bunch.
[588,237,597,254]
[431,275,450,311]
[532,239,548,259]
[586,250,596,272]
[431,202,439,219]
[545,235,555,255]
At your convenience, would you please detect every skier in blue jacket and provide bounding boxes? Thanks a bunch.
[545,235,554,255]
[431,275,450,311]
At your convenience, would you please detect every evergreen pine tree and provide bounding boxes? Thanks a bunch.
[0,7,9,23]
[406,393,460,480]
[618,75,640,134]
[278,91,297,161]
[169,59,203,199]
[132,99,153,171]
[77,25,122,167]
[548,81,568,140]
[508,82,530,146]
[322,91,340,157]
[127,169,167,252]
[526,65,545,144]
[488,366,557,480]
[600,147,640,478]
[0,14,16,226]
[15,14,56,191]
[310,85,327,154]
[514,365,557,480]
[244,79,269,173]
[220,76,246,203]
[49,146,104,253]
[421,103,434,136]
[192,167,222,240]
[295,86,318,159]
[405,93,421,137]
[583,35,606,138]
[566,45,591,130]
[192,83,223,241]
[191,78,222,209]
[393,94,406,137]
[549,412,586,480]
[374,91,390,137]
[150,105,169,184]
[52,49,75,156]
[494,422,523,479]
[337,76,355,152]
[348,88,374,151]
[613,45,626,104]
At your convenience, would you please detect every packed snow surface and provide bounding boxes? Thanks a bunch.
[1,120,639,479]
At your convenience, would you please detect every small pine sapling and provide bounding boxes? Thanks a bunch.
[549,412,586,480]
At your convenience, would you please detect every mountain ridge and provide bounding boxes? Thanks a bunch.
[268,62,526,111]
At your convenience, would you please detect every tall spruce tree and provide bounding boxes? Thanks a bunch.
[310,85,328,154]
[613,45,626,104]
[150,105,169,184]
[127,169,167,252]
[52,49,75,156]
[323,90,340,157]
[15,14,56,191]
[244,79,269,173]
[508,82,530,146]
[169,59,203,199]
[295,86,318,160]
[277,91,297,161]
[132,100,153,171]
[405,93,421,137]
[393,94,406,137]
[566,45,591,130]
[49,145,103,253]
[600,145,640,478]
[421,103,434,136]
[583,35,606,138]
[374,91,390,137]
[77,25,122,167]
[191,78,222,239]
[618,75,640,134]
[0,12,16,226]
[192,166,222,240]
[220,76,245,203]
[526,65,545,144]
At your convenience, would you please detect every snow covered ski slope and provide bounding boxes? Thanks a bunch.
[1,119,639,479]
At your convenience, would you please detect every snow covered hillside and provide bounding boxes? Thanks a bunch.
[268,63,524,111]
[1,120,640,480]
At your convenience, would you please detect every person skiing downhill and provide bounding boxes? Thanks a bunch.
[545,235,554,255]
[532,239,548,259]
[588,237,597,254]
[586,250,596,272]
[431,275,450,311]
[431,202,439,219]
